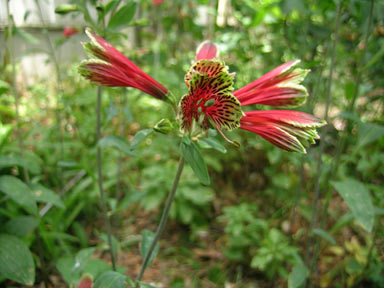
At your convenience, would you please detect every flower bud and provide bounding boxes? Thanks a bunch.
[55,4,80,15]
[154,119,173,134]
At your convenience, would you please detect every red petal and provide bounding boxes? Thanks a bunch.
[241,110,324,127]
[83,29,168,99]
[233,60,299,97]
[240,125,305,153]
[196,41,218,61]
[237,85,307,107]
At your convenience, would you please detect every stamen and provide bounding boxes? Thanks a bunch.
[215,124,240,147]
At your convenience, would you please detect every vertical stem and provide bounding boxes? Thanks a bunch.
[113,90,127,232]
[304,0,342,285]
[135,155,185,285]
[7,2,46,287]
[96,87,117,271]
[310,0,375,280]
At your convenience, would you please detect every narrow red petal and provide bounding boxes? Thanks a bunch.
[242,110,325,127]
[237,85,307,107]
[240,125,305,153]
[233,60,299,97]
[83,29,168,99]
[196,41,218,61]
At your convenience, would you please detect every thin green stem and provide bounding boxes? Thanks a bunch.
[113,90,127,232]
[304,1,342,286]
[97,87,117,271]
[309,0,375,281]
[135,155,185,286]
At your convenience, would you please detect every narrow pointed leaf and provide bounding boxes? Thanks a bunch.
[108,2,137,29]
[312,228,336,245]
[99,135,135,156]
[141,230,159,269]
[130,129,153,150]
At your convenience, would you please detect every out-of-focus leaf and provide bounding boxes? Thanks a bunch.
[312,228,336,245]
[0,80,10,96]
[99,135,135,156]
[94,271,126,288]
[357,122,384,148]
[108,2,137,29]
[0,154,41,174]
[130,129,153,150]
[30,183,65,208]
[5,216,39,237]
[100,234,118,262]
[0,176,37,215]
[199,137,227,153]
[14,27,39,44]
[331,179,374,232]
[141,230,159,269]
[288,264,308,288]
[0,234,35,286]
[180,137,210,185]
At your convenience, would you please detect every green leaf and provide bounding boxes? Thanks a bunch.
[94,271,126,288]
[357,122,384,148]
[130,129,153,150]
[141,230,159,269]
[56,256,76,285]
[0,154,41,174]
[30,183,65,208]
[312,228,336,245]
[0,176,37,215]
[288,264,308,288]
[331,179,374,232]
[199,137,227,153]
[99,135,135,156]
[180,137,210,185]
[0,234,35,285]
[14,27,39,44]
[5,216,39,237]
[108,2,137,30]
[0,79,10,96]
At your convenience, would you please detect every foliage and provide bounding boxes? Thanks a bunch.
[0,0,383,287]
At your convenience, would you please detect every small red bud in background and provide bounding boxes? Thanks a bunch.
[152,0,164,5]
[63,27,78,37]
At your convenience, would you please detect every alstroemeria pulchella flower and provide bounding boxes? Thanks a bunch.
[79,29,171,102]
[180,42,326,153]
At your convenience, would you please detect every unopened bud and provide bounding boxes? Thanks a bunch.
[55,4,80,15]
[154,119,173,134]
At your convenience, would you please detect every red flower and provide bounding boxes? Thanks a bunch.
[78,29,171,102]
[180,42,325,153]
[63,27,78,37]
[152,0,164,5]
[78,274,93,288]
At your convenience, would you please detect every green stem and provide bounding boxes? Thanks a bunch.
[96,87,117,271]
[304,1,342,286]
[309,0,375,282]
[135,155,185,286]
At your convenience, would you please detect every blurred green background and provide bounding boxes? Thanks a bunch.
[0,0,383,287]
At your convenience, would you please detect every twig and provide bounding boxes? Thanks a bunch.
[135,156,185,285]
[97,86,117,271]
